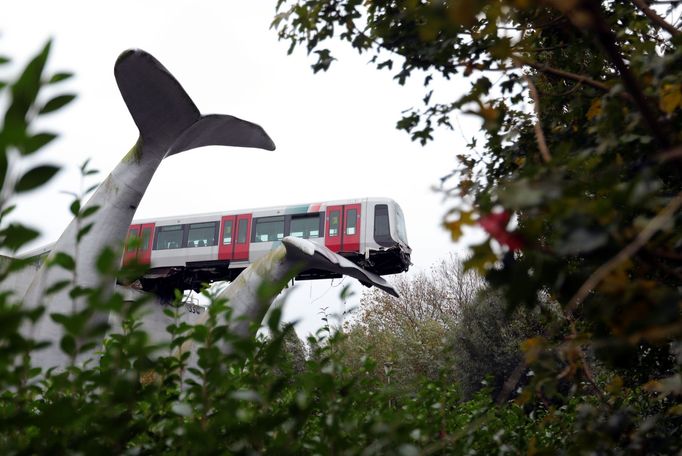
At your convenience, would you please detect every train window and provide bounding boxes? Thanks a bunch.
[374,204,394,247]
[329,210,340,237]
[140,227,152,252]
[346,209,357,235]
[222,220,233,245]
[188,222,217,248]
[237,219,248,244]
[254,216,284,242]
[155,225,183,250]
[125,228,140,252]
[290,214,321,239]
[395,206,408,244]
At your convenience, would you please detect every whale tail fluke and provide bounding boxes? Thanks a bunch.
[115,49,275,155]
[167,114,275,155]
[282,237,399,298]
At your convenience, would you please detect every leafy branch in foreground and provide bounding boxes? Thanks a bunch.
[273,0,682,452]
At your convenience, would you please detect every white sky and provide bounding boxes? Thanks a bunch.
[3,1,483,337]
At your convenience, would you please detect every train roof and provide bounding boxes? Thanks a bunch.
[131,196,402,226]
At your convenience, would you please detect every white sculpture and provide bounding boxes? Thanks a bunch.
[15,50,397,369]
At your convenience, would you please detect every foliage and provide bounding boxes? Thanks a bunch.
[338,255,479,390]
[273,0,682,451]
[1,9,682,452]
[341,256,556,399]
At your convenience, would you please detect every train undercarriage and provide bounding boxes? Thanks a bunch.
[127,246,411,299]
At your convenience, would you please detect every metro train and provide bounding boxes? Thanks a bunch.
[121,197,411,295]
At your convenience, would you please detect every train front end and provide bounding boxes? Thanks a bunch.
[364,198,412,275]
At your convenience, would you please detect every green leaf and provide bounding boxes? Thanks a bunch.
[79,205,100,219]
[15,165,60,192]
[96,247,117,274]
[69,286,90,299]
[50,252,75,271]
[0,56,10,65]
[1,205,16,219]
[1,223,39,251]
[22,132,57,155]
[59,334,76,356]
[47,72,73,84]
[85,183,99,195]
[39,94,76,115]
[77,223,93,242]
[69,200,81,217]
[45,280,71,295]
[5,40,52,142]
[0,151,7,196]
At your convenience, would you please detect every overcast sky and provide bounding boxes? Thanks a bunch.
[3,1,483,336]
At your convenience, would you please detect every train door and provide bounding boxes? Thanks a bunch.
[218,215,235,260]
[123,222,155,266]
[325,205,343,252]
[342,204,361,252]
[219,214,252,261]
[325,204,361,253]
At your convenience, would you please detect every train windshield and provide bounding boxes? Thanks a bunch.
[395,205,408,245]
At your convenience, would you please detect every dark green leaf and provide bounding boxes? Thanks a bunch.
[1,205,16,218]
[4,40,52,143]
[15,165,60,192]
[77,223,93,242]
[1,223,39,251]
[38,94,76,115]
[96,247,117,274]
[22,132,57,155]
[45,280,71,295]
[50,252,75,271]
[48,72,73,84]
[60,334,76,356]
[79,205,100,219]
[69,200,81,217]
[85,183,99,195]
[69,286,90,299]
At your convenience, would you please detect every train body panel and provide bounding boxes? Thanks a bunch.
[122,197,410,295]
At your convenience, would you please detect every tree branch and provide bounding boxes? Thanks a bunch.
[524,75,552,163]
[631,0,681,36]
[567,190,682,315]
[515,56,612,92]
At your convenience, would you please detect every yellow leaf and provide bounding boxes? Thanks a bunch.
[521,336,545,363]
[480,104,499,121]
[586,98,602,120]
[660,83,682,114]
[668,404,682,416]
[606,375,623,394]
[443,210,475,241]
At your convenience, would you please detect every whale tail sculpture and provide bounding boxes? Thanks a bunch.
[115,50,275,156]
[22,50,276,369]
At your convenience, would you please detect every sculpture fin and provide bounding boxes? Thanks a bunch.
[115,49,199,148]
[282,237,399,297]
[115,50,275,154]
[167,114,275,155]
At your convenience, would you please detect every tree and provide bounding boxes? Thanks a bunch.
[273,0,682,373]
[339,255,482,389]
[273,0,682,449]
[342,255,553,398]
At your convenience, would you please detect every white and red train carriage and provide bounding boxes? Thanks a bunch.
[121,197,411,295]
